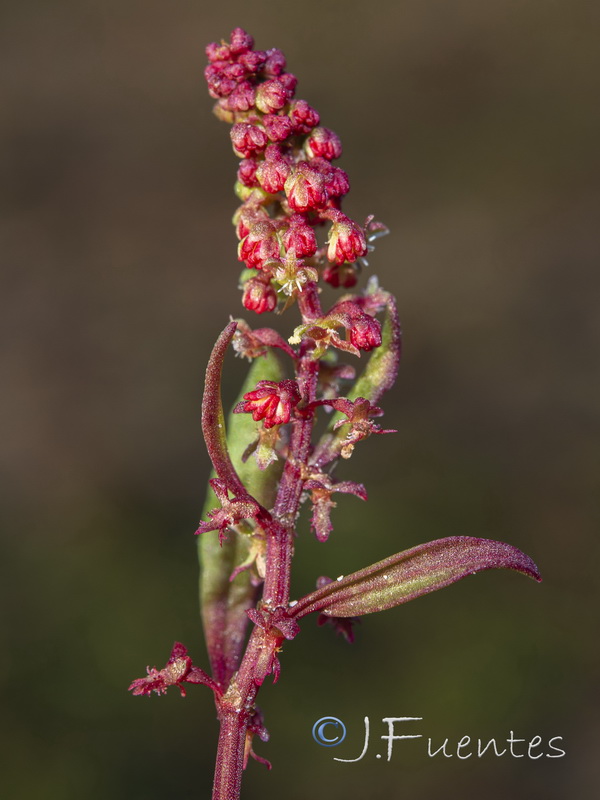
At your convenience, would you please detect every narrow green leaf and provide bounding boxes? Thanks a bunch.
[199,349,284,687]
[290,537,541,619]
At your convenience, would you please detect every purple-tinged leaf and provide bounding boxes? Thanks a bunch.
[290,537,541,619]
[199,349,284,688]
[202,321,248,497]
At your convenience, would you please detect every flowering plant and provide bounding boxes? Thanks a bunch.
[129,28,541,800]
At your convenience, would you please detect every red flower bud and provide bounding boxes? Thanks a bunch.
[279,73,298,96]
[256,154,291,194]
[349,314,382,351]
[238,50,267,73]
[229,27,254,55]
[289,99,320,134]
[283,216,317,258]
[237,158,260,188]
[225,81,255,112]
[242,276,278,314]
[262,113,294,142]
[230,122,268,157]
[306,127,343,160]
[322,262,359,288]
[238,220,280,269]
[235,380,301,428]
[284,162,328,212]
[264,48,286,77]
[206,42,230,63]
[326,210,367,264]
[205,64,237,99]
[255,79,288,114]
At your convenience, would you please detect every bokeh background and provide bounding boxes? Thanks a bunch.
[2,1,599,798]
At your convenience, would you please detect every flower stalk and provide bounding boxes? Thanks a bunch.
[128,28,542,800]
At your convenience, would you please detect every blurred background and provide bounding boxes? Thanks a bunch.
[1,1,599,798]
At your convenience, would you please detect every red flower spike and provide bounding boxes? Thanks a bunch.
[128,642,221,698]
[242,276,278,314]
[255,79,288,114]
[306,127,343,161]
[234,379,301,429]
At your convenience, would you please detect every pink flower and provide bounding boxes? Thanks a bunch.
[235,379,301,428]
[242,276,278,314]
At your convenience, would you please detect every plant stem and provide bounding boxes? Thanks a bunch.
[211,284,322,800]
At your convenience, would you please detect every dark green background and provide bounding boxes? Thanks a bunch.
[2,1,599,798]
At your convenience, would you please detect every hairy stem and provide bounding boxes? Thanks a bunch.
[211,283,322,800]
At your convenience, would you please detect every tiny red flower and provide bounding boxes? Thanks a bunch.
[242,276,278,314]
[289,99,320,133]
[255,79,288,114]
[237,158,259,187]
[231,122,269,157]
[256,149,291,194]
[325,210,367,265]
[235,379,301,428]
[128,642,221,698]
[238,220,280,269]
[284,162,328,212]
[263,47,286,77]
[282,216,317,258]
[262,113,294,142]
[306,127,343,161]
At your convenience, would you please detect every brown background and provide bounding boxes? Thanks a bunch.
[1,1,599,798]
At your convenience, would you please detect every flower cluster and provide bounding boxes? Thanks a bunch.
[205,27,372,313]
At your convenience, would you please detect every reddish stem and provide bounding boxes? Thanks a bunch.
[211,284,322,800]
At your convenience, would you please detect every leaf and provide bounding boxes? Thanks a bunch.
[199,348,284,687]
[201,321,247,497]
[289,537,541,619]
